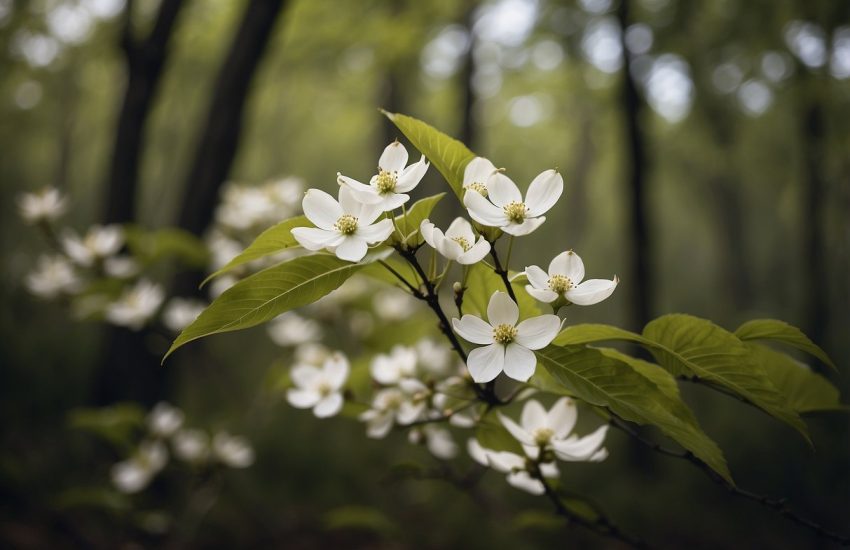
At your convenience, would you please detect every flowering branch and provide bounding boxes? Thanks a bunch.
[487,240,518,303]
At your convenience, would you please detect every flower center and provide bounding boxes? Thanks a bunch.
[317,381,333,397]
[492,323,517,344]
[451,236,472,252]
[334,214,358,235]
[548,274,573,294]
[375,170,397,194]
[503,201,527,224]
[467,182,488,197]
[532,427,554,446]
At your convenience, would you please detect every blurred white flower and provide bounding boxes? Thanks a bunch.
[62,225,124,266]
[267,311,322,347]
[103,256,139,279]
[452,291,560,382]
[370,345,417,385]
[467,438,558,495]
[463,170,562,236]
[147,402,184,438]
[104,279,164,330]
[172,429,210,463]
[462,157,498,197]
[337,141,429,211]
[206,231,243,271]
[372,289,418,321]
[294,342,332,366]
[287,353,349,418]
[420,218,490,264]
[212,432,254,468]
[410,425,458,459]
[25,255,80,298]
[208,274,238,299]
[17,187,67,223]
[110,440,168,494]
[162,298,206,332]
[292,187,394,262]
[359,379,429,438]
[524,250,618,305]
[415,338,452,376]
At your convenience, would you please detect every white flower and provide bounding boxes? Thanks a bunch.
[17,187,67,223]
[110,440,168,494]
[498,398,609,462]
[337,141,429,211]
[104,279,164,330]
[370,345,417,385]
[467,439,559,495]
[287,353,349,418]
[209,274,238,299]
[147,402,184,438]
[206,231,243,271]
[61,225,124,266]
[409,425,458,459]
[103,256,139,279]
[415,338,452,376]
[294,342,332,366]
[373,289,418,321]
[162,298,206,332]
[25,255,81,298]
[172,429,210,463]
[420,218,491,264]
[462,157,498,197]
[463,170,563,236]
[212,432,254,468]
[292,187,394,262]
[524,250,618,305]
[359,379,429,438]
[452,291,560,383]
[267,311,322,347]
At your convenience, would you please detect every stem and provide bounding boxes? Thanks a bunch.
[505,235,515,269]
[488,240,518,302]
[379,260,420,295]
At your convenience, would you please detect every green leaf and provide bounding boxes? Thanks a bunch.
[165,254,366,360]
[201,215,311,286]
[745,343,844,413]
[124,226,209,268]
[475,414,524,454]
[462,262,540,320]
[553,323,649,347]
[68,403,145,449]
[391,193,445,245]
[643,314,809,442]
[536,345,732,483]
[735,319,837,372]
[382,110,475,200]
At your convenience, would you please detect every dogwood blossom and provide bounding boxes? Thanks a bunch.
[524,250,618,306]
[61,225,124,267]
[162,298,206,331]
[268,311,322,347]
[17,187,67,223]
[359,379,430,438]
[104,279,164,329]
[409,425,458,459]
[172,429,210,463]
[462,157,498,197]
[110,440,168,494]
[498,398,609,462]
[147,402,184,438]
[452,291,560,382]
[337,141,429,211]
[287,353,349,418]
[463,170,563,236]
[467,438,559,495]
[292,187,393,262]
[212,432,254,468]
[370,345,418,385]
[420,218,490,264]
[25,255,80,298]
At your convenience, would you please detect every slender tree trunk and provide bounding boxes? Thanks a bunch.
[458,0,477,150]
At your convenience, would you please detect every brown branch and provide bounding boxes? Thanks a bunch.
[487,241,517,302]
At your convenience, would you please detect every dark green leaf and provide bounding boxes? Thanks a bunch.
[735,319,837,372]
[462,262,540,320]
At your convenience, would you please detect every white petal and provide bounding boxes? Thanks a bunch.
[515,315,560,350]
[463,157,497,186]
[436,237,464,261]
[486,173,522,207]
[444,217,475,241]
[549,250,584,282]
[378,193,410,211]
[395,156,428,192]
[366,413,394,439]
[303,189,343,230]
[498,412,535,446]
[526,286,558,303]
[520,399,548,432]
[291,227,343,251]
[397,401,426,424]
[334,236,369,262]
[525,169,563,217]
[371,355,400,385]
[287,388,321,409]
[457,238,490,265]
[420,219,439,249]
[540,461,560,479]
[323,354,349,388]
[547,398,578,439]
[338,175,382,205]
[502,343,537,382]
[566,278,618,306]
[524,265,549,290]
[487,450,525,472]
[464,191,508,226]
[487,291,519,326]
[356,219,394,243]
[553,425,609,461]
[502,216,545,236]
[467,438,490,466]
[507,471,545,495]
[452,315,495,345]
[379,141,409,173]
[466,343,505,383]
[290,364,320,388]
[314,393,343,418]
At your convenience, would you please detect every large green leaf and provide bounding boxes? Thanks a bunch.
[745,343,844,413]
[391,193,445,246]
[536,345,731,482]
[735,319,837,372]
[382,111,475,200]
[553,323,649,347]
[462,262,541,319]
[201,215,310,286]
[165,254,365,360]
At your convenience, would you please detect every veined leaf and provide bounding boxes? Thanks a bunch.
[201,215,310,286]
[382,110,475,200]
[462,262,541,319]
[745,342,844,413]
[165,254,365,360]
[537,345,731,483]
[553,323,649,347]
[735,319,837,372]
[391,193,445,245]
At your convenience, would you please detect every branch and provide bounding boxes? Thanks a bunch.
[488,241,518,302]
[609,418,850,546]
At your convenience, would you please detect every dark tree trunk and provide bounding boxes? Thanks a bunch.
[458,0,477,150]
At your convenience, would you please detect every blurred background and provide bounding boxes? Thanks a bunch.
[1,0,849,547]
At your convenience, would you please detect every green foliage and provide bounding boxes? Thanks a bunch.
[165,254,368,359]
[382,110,475,201]
[391,192,445,246]
[124,226,210,268]
[735,319,838,372]
[324,505,398,537]
[536,345,732,482]
[201,215,310,286]
[68,403,145,450]
[462,262,541,319]
[475,414,524,454]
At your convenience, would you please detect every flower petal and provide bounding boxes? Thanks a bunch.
[452,315,495,345]
[549,250,584,282]
[464,156,497,186]
[436,237,464,261]
[524,265,549,290]
[365,412,394,439]
[292,227,343,251]
[520,399,548,431]
[486,172,522,207]
[290,364,320,388]
[338,174,382,205]
[420,219,439,249]
[287,388,320,409]
[378,192,410,211]
[525,169,563,217]
[487,450,525,472]
[552,425,609,461]
[506,471,545,495]
[314,393,343,418]
[498,412,535,446]
[502,216,545,236]
[502,343,537,382]
[395,155,428,192]
[515,314,560,350]
[302,189,343,230]
[334,236,368,262]
[565,278,618,306]
[464,189,508,226]
[547,397,578,438]
[466,343,505,383]
[525,286,558,303]
[487,291,519,326]
[356,218,394,243]
[444,217,475,241]
[323,354,349,388]
[467,438,490,466]
[379,141,409,173]
[457,238,490,265]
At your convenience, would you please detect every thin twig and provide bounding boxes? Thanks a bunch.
[378,259,420,295]
[488,240,518,302]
